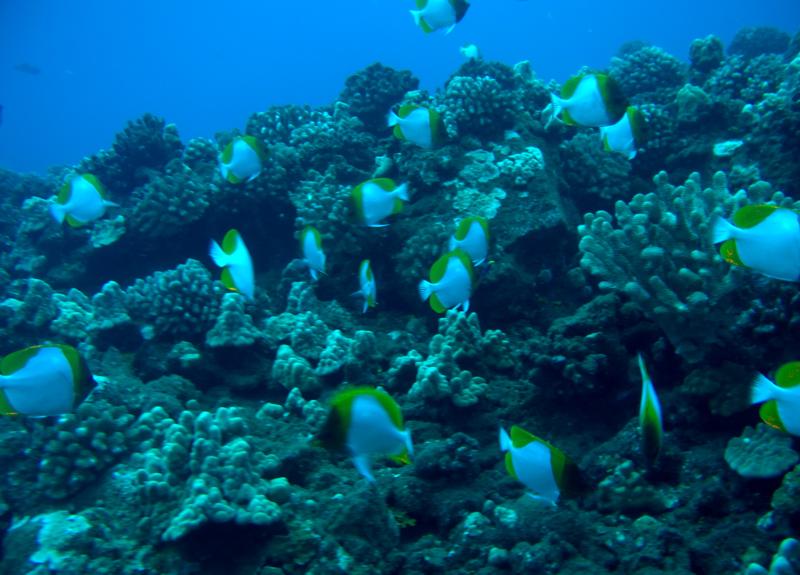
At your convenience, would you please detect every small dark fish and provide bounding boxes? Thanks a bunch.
[478,260,495,283]
[14,62,41,75]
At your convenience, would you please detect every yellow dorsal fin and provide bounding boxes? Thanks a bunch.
[398,104,419,118]
[733,205,779,228]
[222,229,240,254]
[561,73,585,99]
[371,178,396,191]
[510,425,540,448]
[331,387,404,430]
[450,248,475,285]
[220,141,234,164]
[0,346,41,375]
[57,180,72,204]
[81,173,106,198]
[775,361,800,388]
[429,252,450,283]
[241,135,267,162]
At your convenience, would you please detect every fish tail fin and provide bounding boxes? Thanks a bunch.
[550,93,563,121]
[404,429,414,459]
[710,215,735,244]
[209,239,230,268]
[387,109,400,128]
[49,202,66,224]
[418,280,434,301]
[448,236,458,252]
[395,183,409,202]
[752,373,778,405]
[499,427,511,452]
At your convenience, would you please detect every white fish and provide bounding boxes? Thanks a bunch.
[387,105,443,149]
[209,228,255,301]
[0,345,95,417]
[351,178,409,227]
[499,425,582,505]
[219,135,266,184]
[300,225,326,281]
[50,174,118,227]
[448,216,489,266]
[550,73,627,128]
[600,106,645,160]
[418,248,474,313]
[353,259,377,313]
[317,387,413,482]
[410,0,471,34]
[751,362,800,436]
[711,205,800,282]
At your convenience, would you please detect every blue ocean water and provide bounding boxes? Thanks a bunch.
[0,0,797,173]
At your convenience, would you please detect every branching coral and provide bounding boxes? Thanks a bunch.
[129,406,284,542]
[578,171,787,363]
[339,63,419,132]
[125,259,221,341]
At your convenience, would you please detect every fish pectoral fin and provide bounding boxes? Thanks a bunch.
[526,493,558,507]
[353,455,375,482]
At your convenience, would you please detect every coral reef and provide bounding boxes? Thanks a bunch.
[578,170,798,364]
[129,406,284,542]
[125,259,222,341]
[725,424,799,479]
[339,63,419,132]
[729,26,792,60]
[2,26,800,575]
[610,45,687,104]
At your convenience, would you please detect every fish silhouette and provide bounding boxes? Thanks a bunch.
[14,62,41,75]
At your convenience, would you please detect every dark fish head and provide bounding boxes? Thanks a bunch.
[454,0,470,22]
